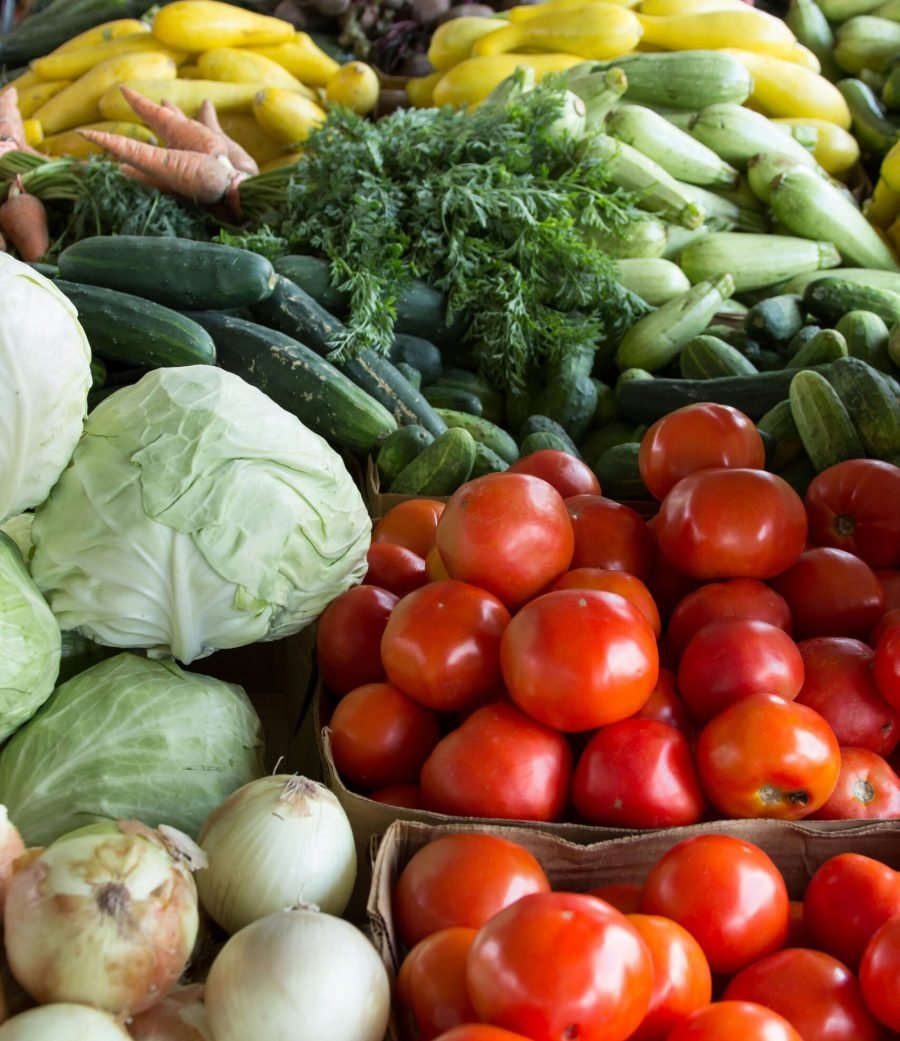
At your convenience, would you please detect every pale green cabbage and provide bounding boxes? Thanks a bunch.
[31,366,371,664]
[0,513,33,566]
[0,256,91,524]
[0,652,265,846]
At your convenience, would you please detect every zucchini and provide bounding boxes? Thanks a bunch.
[757,399,806,471]
[616,257,692,305]
[803,277,900,326]
[376,425,435,487]
[273,254,348,315]
[470,442,510,478]
[583,218,669,259]
[745,295,807,346]
[834,16,900,75]
[433,408,519,464]
[592,442,651,500]
[57,236,278,310]
[679,335,759,379]
[829,355,900,458]
[787,328,850,368]
[834,310,893,370]
[54,280,216,369]
[785,0,842,82]
[388,334,443,386]
[340,351,449,438]
[789,368,866,471]
[390,427,477,495]
[518,415,582,457]
[678,233,841,293]
[675,184,768,233]
[688,103,820,170]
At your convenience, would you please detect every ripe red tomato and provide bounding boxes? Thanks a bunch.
[368,783,423,808]
[640,834,790,976]
[426,543,450,582]
[795,637,898,758]
[860,915,900,1032]
[589,883,644,914]
[430,1028,533,1041]
[803,853,900,970]
[466,891,654,1041]
[550,567,661,636]
[676,618,805,723]
[655,468,807,580]
[315,585,398,695]
[877,569,900,612]
[380,580,510,712]
[327,682,440,790]
[871,606,900,647]
[435,473,574,608]
[392,832,550,949]
[665,578,793,663]
[722,946,885,1041]
[645,537,702,627]
[507,449,602,497]
[500,589,659,732]
[372,498,446,559]
[572,718,705,828]
[808,746,900,820]
[632,668,697,741]
[696,693,840,820]
[363,542,428,597]
[874,627,900,712]
[419,703,573,821]
[664,1001,803,1041]
[565,495,654,580]
[626,914,713,1041]
[397,927,478,1041]
[804,459,900,569]
[787,901,810,949]
[638,402,766,501]
[770,548,885,640]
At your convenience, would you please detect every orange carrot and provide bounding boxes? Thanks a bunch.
[119,163,171,193]
[0,89,26,147]
[0,179,49,262]
[120,87,226,156]
[196,99,258,176]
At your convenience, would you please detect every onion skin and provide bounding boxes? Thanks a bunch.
[128,984,211,1040]
[0,1002,132,1039]
[0,809,24,916]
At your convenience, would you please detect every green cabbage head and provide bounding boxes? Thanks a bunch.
[31,366,371,664]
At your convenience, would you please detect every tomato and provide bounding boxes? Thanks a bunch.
[677,618,805,724]
[632,667,697,741]
[877,569,900,612]
[565,495,654,581]
[500,589,659,732]
[589,883,644,914]
[770,548,885,641]
[435,473,574,608]
[368,783,423,808]
[419,703,573,821]
[430,1027,535,1041]
[380,580,511,713]
[795,638,898,758]
[787,901,810,949]
[328,682,440,790]
[572,718,705,828]
[664,1001,803,1041]
[392,832,551,949]
[656,469,807,580]
[466,891,654,1041]
[809,746,900,821]
[372,498,446,559]
[804,459,900,570]
[871,607,900,647]
[803,853,900,970]
[874,627,900,712]
[645,538,702,628]
[397,927,478,1041]
[722,946,885,1041]
[507,449,601,497]
[696,693,840,820]
[626,914,713,1041]
[363,542,428,597]
[665,578,793,664]
[638,402,766,501]
[640,834,790,976]
[426,543,451,582]
[860,915,900,1032]
[550,567,661,636]
[315,585,398,695]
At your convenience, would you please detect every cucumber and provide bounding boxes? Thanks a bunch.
[835,78,900,156]
[396,361,422,389]
[785,324,823,358]
[834,310,893,370]
[251,274,344,356]
[778,268,900,296]
[90,355,106,389]
[592,442,651,500]
[0,0,148,66]
[755,348,788,371]
[744,295,807,346]
[422,385,484,417]
[470,442,510,478]
[390,427,477,496]
[376,425,435,487]
[57,237,277,311]
[532,371,599,443]
[428,367,505,424]
[829,355,900,459]
[433,408,519,464]
[883,64,900,110]
[803,278,900,326]
[520,430,580,457]
[273,254,348,315]
[340,350,449,438]
[757,399,806,471]
[579,422,642,467]
[786,328,850,368]
[183,311,396,456]
[679,335,759,379]
[615,367,656,405]
[789,368,866,471]
[591,378,618,426]
[777,456,819,497]
[54,280,216,369]
[519,415,582,458]
[388,334,443,386]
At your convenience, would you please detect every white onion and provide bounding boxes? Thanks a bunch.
[0,1002,132,1039]
[196,775,357,934]
[128,984,212,1041]
[0,808,24,914]
[4,820,203,1017]
[205,908,390,1041]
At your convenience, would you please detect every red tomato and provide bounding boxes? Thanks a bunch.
[641,834,790,976]
[639,402,766,501]
[363,542,428,597]
[431,1029,533,1041]
[722,946,885,1041]
[645,539,702,628]
[507,449,601,497]
[419,703,573,821]
[877,569,900,612]
[380,580,510,712]
[372,498,446,559]
[632,667,697,740]
[795,638,898,758]
[770,548,885,640]
[860,915,900,1032]
[589,883,644,914]
[426,543,450,582]
[550,567,661,636]
[626,914,713,1041]
[315,585,398,695]
[397,927,478,1041]
[500,589,659,732]
[787,901,810,949]
[804,459,900,569]
[871,606,900,647]
[656,469,807,580]
[328,682,440,790]
[565,495,654,580]
[368,783,423,808]
[435,473,574,608]
[809,746,900,820]
[666,1002,802,1041]
[466,891,654,1041]
[696,693,840,820]
[665,578,793,663]
[392,832,551,949]
[803,853,900,970]
[677,618,805,723]
[874,627,900,712]
[572,719,705,828]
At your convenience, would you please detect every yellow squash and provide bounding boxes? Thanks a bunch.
[472,5,643,60]
[258,151,303,172]
[252,86,327,144]
[866,176,900,227]
[432,52,585,107]
[31,34,186,82]
[406,70,444,108]
[0,69,43,95]
[216,111,285,164]
[325,62,380,115]
[636,8,799,58]
[16,80,70,118]
[52,18,149,54]
[882,139,900,193]
[507,0,640,20]
[152,1,295,51]
[248,33,341,87]
[772,117,860,176]
[43,120,158,157]
[196,47,318,99]
[22,119,43,147]
[427,17,507,72]
[781,41,822,71]
[637,0,747,14]
[98,77,264,120]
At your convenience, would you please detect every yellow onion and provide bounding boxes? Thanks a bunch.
[0,1002,132,1039]
[128,984,211,1040]
[0,808,24,915]
[196,775,356,934]
[4,820,204,1017]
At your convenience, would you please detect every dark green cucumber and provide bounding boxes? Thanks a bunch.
[836,78,900,155]
[757,399,806,471]
[0,0,148,65]
[28,261,59,279]
[803,277,900,327]
[90,356,106,389]
[834,310,893,371]
[519,430,579,457]
[422,385,484,417]
[519,415,582,458]
[532,372,599,443]
[340,351,449,438]
[829,355,900,458]
[776,456,819,497]
[250,275,343,355]
[429,367,505,424]
[396,362,422,390]
[393,280,468,349]
[744,295,807,346]
[434,409,519,464]
[470,442,510,478]
[789,368,866,471]
[55,280,216,369]
[591,379,618,426]
[579,422,642,466]
[57,237,277,311]
[273,255,348,315]
[184,311,396,456]
[785,324,823,359]
[883,64,900,111]
[376,425,435,487]
[388,334,443,386]
[679,335,759,379]
[786,328,850,368]
[390,427,477,495]
[592,442,651,500]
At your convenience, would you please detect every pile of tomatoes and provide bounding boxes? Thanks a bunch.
[389,828,900,1041]
[315,401,900,825]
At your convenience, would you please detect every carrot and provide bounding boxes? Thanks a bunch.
[0,88,47,157]
[0,179,49,262]
[119,163,171,193]
[196,98,258,175]
[120,86,226,156]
